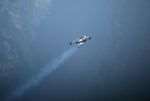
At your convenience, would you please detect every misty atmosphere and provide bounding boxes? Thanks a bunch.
[0,0,150,101]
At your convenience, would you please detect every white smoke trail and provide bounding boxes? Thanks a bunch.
[6,47,77,101]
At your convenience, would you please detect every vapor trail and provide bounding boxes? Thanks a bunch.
[6,47,77,101]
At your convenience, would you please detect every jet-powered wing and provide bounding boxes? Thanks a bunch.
[69,35,91,47]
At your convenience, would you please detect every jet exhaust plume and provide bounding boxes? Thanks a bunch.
[5,47,78,101]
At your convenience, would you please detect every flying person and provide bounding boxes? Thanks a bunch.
[69,35,91,47]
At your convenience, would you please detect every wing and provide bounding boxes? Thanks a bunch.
[78,42,85,46]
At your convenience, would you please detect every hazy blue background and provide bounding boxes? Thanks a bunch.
[0,0,150,101]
